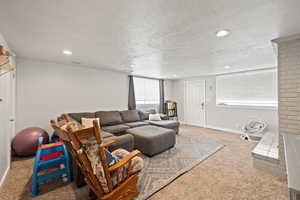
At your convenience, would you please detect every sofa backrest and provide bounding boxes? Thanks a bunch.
[120,110,141,122]
[138,109,156,120]
[66,109,153,126]
[95,111,123,126]
[68,112,96,123]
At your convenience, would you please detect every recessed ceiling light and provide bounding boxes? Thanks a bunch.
[224,65,231,69]
[172,74,177,77]
[63,50,72,55]
[216,30,230,37]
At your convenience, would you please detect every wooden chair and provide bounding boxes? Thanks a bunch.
[50,117,142,200]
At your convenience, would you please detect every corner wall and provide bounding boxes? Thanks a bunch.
[275,35,300,192]
[171,76,278,134]
[16,58,129,135]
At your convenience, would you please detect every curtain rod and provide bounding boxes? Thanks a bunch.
[130,75,163,81]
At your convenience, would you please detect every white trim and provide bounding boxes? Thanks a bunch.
[216,104,278,111]
[0,166,10,188]
[205,125,241,134]
[183,122,207,128]
[272,33,300,44]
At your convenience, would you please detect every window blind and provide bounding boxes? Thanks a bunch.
[134,77,159,105]
[216,69,278,107]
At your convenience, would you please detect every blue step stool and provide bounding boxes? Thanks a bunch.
[31,137,72,197]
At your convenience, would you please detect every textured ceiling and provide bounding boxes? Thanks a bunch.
[1,0,300,79]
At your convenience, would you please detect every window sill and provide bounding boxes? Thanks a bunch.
[216,103,278,110]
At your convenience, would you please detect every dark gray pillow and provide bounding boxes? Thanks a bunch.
[120,110,141,122]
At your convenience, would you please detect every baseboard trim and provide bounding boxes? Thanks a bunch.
[0,166,10,188]
[205,125,241,134]
[289,188,300,200]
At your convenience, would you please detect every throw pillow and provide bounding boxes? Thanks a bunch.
[82,117,100,128]
[149,114,161,121]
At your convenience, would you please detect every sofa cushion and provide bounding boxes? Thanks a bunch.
[95,111,123,126]
[125,121,149,128]
[102,131,113,138]
[68,112,96,123]
[102,124,130,134]
[148,120,180,129]
[120,110,141,122]
[138,109,156,120]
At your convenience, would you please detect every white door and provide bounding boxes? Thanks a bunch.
[8,71,16,140]
[184,80,206,127]
[0,72,13,184]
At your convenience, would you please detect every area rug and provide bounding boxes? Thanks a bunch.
[136,134,224,200]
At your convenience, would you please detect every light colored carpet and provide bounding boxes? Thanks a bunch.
[137,134,223,200]
[0,126,288,200]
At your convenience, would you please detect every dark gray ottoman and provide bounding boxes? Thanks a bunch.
[126,125,176,156]
[147,120,180,134]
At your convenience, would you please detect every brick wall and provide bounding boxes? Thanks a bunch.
[275,35,300,178]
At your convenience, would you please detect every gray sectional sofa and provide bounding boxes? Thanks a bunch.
[60,109,180,153]
[67,109,179,135]
[55,109,179,186]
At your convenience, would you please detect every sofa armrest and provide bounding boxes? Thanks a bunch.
[160,114,169,120]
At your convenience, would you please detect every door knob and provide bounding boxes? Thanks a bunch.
[201,102,205,109]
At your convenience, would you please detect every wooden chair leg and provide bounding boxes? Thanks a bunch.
[88,189,97,200]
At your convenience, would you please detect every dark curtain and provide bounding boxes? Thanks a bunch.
[159,79,165,113]
[128,75,136,110]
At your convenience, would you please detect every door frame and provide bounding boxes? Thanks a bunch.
[184,79,206,127]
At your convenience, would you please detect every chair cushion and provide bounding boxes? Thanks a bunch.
[125,121,149,128]
[95,111,123,126]
[102,124,130,134]
[83,138,144,194]
[104,149,121,166]
[120,110,141,122]
[68,112,96,123]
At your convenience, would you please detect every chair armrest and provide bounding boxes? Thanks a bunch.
[108,150,141,172]
[103,140,117,148]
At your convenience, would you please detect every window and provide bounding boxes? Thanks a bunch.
[216,69,278,107]
[134,77,159,105]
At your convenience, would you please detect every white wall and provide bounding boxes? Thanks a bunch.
[164,80,173,100]
[0,33,16,187]
[171,76,278,134]
[16,58,129,135]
